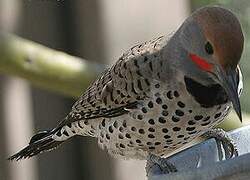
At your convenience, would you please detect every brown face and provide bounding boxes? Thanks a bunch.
[193,6,244,70]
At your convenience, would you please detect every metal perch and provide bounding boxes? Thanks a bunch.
[147,125,250,180]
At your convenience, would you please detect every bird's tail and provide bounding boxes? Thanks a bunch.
[8,130,63,161]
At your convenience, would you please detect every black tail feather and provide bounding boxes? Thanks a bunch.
[8,131,63,161]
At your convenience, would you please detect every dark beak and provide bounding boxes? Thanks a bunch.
[215,66,242,122]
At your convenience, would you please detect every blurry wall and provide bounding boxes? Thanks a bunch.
[0,1,189,180]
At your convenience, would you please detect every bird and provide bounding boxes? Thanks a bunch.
[9,6,244,172]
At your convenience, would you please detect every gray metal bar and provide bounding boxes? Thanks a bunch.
[148,125,250,180]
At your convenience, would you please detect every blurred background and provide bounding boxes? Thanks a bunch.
[0,0,249,180]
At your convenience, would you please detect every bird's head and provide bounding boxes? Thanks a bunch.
[177,6,244,121]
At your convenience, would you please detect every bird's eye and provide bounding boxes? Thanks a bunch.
[205,41,214,55]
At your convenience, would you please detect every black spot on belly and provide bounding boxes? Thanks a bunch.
[186,127,196,131]
[148,134,155,138]
[108,126,113,133]
[147,142,152,145]
[131,127,136,131]
[175,109,184,116]
[162,110,169,116]
[141,107,147,113]
[120,143,125,148]
[138,129,145,134]
[113,121,118,128]
[125,133,131,139]
[177,101,185,108]
[106,134,110,140]
[194,115,203,121]
[177,134,184,138]
[148,127,155,132]
[164,135,171,139]
[184,76,228,108]
[148,101,154,108]
[173,127,181,131]
[162,128,168,133]
[118,134,124,139]
[156,97,162,104]
[148,119,155,125]
[172,116,180,122]
[159,117,166,123]
[188,120,195,125]
[137,114,143,120]
[162,104,168,109]
[155,142,161,145]
[136,139,141,143]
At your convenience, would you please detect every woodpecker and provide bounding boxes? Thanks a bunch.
[9,6,244,170]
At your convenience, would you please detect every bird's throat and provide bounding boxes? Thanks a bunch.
[184,76,228,108]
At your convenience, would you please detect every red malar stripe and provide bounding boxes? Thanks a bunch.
[189,53,213,72]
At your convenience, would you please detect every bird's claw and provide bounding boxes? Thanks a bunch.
[202,128,238,160]
[146,154,177,176]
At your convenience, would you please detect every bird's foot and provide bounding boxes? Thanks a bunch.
[146,154,177,177]
[202,128,238,160]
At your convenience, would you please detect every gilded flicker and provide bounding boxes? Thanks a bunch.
[9,6,244,170]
